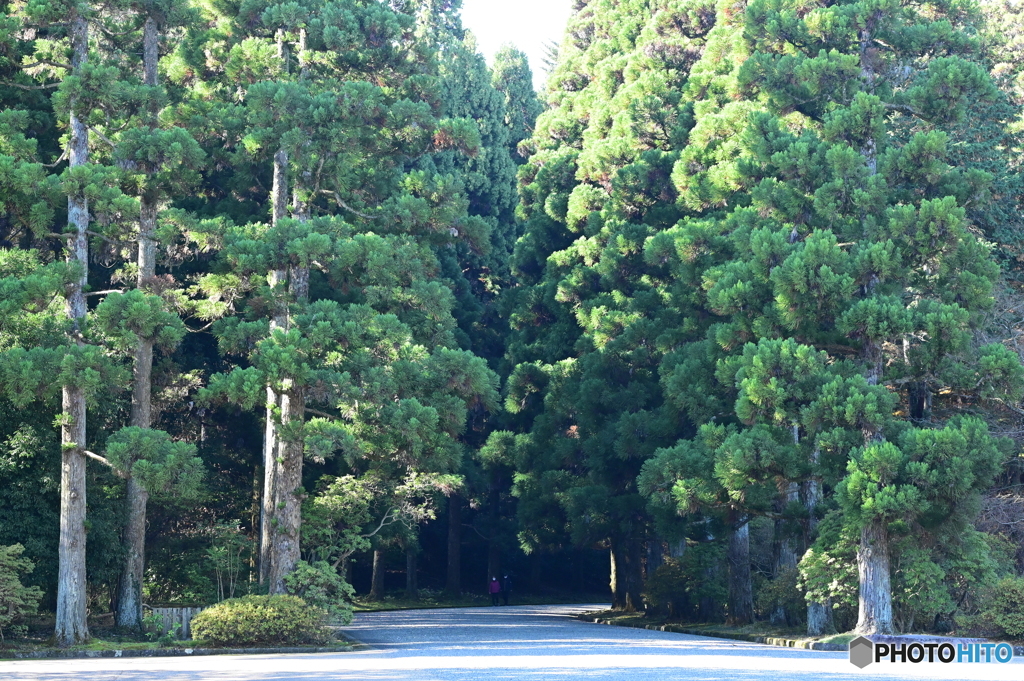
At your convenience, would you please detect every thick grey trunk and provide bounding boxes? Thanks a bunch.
[116,478,148,629]
[57,387,89,647]
[116,338,154,630]
[142,16,158,88]
[770,482,800,625]
[266,263,309,594]
[260,147,289,584]
[267,385,303,595]
[369,548,385,600]
[117,13,161,628]
[803,450,834,635]
[56,12,90,649]
[727,521,753,625]
[259,383,278,585]
[445,496,461,595]
[609,534,643,611]
[855,519,894,634]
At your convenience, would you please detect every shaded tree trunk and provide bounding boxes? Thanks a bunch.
[55,11,90,649]
[803,448,834,635]
[445,495,461,595]
[609,534,643,611]
[267,264,309,595]
[646,537,664,580]
[855,519,893,634]
[727,520,753,625]
[770,482,800,626]
[405,545,418,599]
[369,547,385,600]
[116,16,161,630]
[259,146,289,585]
[908,381,932,422]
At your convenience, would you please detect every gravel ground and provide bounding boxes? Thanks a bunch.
[2,604,1021,680]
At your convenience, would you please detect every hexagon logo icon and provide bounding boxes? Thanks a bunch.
[849,636,874,668]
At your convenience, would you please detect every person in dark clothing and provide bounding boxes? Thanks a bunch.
[489,576,501,605]
[501,574,512,606]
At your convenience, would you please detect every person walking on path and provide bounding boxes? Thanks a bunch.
[489,577,501,606]
[501,574,512,606]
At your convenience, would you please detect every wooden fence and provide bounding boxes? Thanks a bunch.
[150,607,205,640]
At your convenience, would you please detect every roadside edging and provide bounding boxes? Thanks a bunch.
[577,613,1024,656]
[577,613,846,651]
[3,640,362,661]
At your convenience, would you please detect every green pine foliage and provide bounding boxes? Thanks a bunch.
[0,0,1022,640]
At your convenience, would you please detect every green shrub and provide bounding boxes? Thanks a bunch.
[0,544,43,642]
[755,566,806,627]
[284,560,354,624]
[967,577,1024,640]
[189,595,333,646]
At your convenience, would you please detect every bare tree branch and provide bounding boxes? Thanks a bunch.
[0,81,59,90]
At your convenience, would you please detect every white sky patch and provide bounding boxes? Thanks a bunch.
[460,0,574,91]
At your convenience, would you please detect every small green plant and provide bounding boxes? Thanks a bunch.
[283,560,355,624]
[207,521,252,601]
[142,612,166,642]
[157,623,182,646]
[0,544,42,642]
[189,595,332,646]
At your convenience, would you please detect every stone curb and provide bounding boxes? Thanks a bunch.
[577,613,846,651]
[577,613,1024,655]
[3,639,362,661]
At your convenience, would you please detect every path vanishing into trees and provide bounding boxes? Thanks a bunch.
[2,605,1022,680]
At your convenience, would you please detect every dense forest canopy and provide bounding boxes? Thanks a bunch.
[1,0,1023,646]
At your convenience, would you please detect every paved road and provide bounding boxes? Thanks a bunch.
[2,604,1021,680]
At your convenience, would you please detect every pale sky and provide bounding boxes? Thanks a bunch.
[459,0,574,91]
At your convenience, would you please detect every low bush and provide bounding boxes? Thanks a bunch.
[0,543,43,641]
[284,560,354,624]
[964,577,1024,640]
[189,595,333,646]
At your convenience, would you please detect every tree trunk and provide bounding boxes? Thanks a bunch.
[55,11,91,649]
[405,545,418,599]
[770,482,800,625]
[646,537,664,580]
[116,14,162,630]
[259,381,278,586]
[727,520,753,625]
[855,519,893,634]
[116,477,148,630]
[369,547,385,600]
[266,263,309,595]
[260,147,289,585]
[609,534,643,611]
[268,383,303,595]
[445,495,461,595]
[803,450,834,635]
[908,381,932,422]
[609,542,621,608]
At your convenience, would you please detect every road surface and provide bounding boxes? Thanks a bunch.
[2,604,1020,680]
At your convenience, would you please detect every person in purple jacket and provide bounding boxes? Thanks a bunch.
[489,576,501,606]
